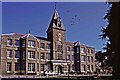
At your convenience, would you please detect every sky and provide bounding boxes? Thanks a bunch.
[2,2,108,51]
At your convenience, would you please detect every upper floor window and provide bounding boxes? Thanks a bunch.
[15,50,20,59]
[7,39,12,46]
[81,55,85,62]
[15,40,20,46]
[91,49,94,54]
[76,54,80,61]
[91,56,93,62]
[28,51,35,59]
[46,53,50,60]
[7,50,12,58]
[72,55,74,61]
[41,43,45,49]
[87,49,90,54]
[46,43,50,49]
[87,56,90,62]
[67,55,70,60]
[81,47,85,53]
[41,53,44,59]
[76,47,80,53]
[57,53,63,60]
[57,41,62,52]
[22,40,25,47]
[72,47,74,52]
[28,40,35,47]
[67,46,70,51]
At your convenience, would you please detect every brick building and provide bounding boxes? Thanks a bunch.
[0,9,95,76]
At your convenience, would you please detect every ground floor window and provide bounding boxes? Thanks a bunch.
[7,62,12,72]
[41,64,44,71]
[81,64,86,72]
[28,63,35,72]
[15,63,19,71]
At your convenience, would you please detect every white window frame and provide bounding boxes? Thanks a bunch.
[7,62,11,73]
[7,39,12,46]
[15,40,20,47]
[28,40,35,47]
[14,50,20,59]
[28,51,35,59]
[7,50,12,59]
[28,63,35,72]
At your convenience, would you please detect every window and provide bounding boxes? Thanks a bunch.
[7,62,11,72]
[72,47,74,52]
[91,49,94,54]
[67,46,70,51]
[15,63,19,71]
[28,63,35,72]
[87,65,90,71]
[76,47,80,53]
[37,63,39,72]
[47,64,51,71]
[91,56,93,62]
[37,52,39,59]
[15,40,20,46]
[87,56,90,62]
[57,41,62,52]
[41,64,44,71]
[41,53,44,59]
[41,43,45,49]
[81,56,85,62]
[7,50,12,58]
[46,53,50,60]
[76,54,80,61]
[72,65,74,70]
[58,53,63,60]
[72,55,74,61]
[81,64,86,71]
[91,65,93,71]
[28,51,35,59]
[81,47,85,53]
[15,50,20,59]
[67,55,70,60]
[46,43,50,49]
[22,40,25,47]
[7,39,12,45]
[28,40,35,47]
[87,49,90,54]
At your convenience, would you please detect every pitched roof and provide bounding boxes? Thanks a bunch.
[35,36,50,41]
[47,10,65,32]
[2,33,25,38]
[66,42,74,46]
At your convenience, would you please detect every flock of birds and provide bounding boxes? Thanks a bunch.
[66,10,81,26]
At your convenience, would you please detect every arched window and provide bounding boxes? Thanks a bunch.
[57,41,62,52]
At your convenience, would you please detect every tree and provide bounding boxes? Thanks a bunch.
[100,2,120,78]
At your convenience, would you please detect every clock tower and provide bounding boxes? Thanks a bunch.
[46,9,66,61]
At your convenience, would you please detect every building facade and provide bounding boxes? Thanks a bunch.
[0,9,95,76]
